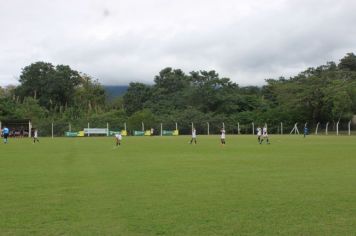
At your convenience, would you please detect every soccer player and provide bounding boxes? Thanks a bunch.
[304,126,308,138]
[33,129,39,143]
[220,128,226,145]
[2,126,10,144]
[190,128,197,144]
[261,126,270,144]
[257,126,262,144]
[115,132,122,147]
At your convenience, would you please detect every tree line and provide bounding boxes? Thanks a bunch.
[1,53,355,135]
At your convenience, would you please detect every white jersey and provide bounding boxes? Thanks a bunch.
[192,129,197,138]
[34,130,38,138]
[221,129,226,139]
[257,128,262,136]
[115,133,122,140]
[262,127,268,136]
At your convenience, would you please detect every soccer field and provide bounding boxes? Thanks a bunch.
[0,135,355,235]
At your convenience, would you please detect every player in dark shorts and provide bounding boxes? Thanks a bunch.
[2,127,10,144]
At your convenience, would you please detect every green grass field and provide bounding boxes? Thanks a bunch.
[0,135,356,235]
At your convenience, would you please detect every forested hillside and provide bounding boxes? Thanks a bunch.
[1,53,355,135]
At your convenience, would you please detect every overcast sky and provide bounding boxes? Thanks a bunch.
[0,0,355,87]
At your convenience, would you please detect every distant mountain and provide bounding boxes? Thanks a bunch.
[104,85,128,100]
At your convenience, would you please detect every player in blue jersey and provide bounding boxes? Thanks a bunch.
[2,127,10,144]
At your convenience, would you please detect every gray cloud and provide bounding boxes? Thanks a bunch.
[1,0,355,87]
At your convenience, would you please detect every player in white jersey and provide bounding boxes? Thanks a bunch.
[190,128,197,144]
[257,127,262,144]
[115,132,122,147]
[261,126,270,144]
[220,128,226,145]
[33,129,39,143]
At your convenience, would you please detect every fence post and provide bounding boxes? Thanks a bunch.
[107,122,109,136]
[28,120,32,138]
[315,122,320,135]
[290,123,299,134]
[142,122,144,132]
[207,122,210,135]
[281,122,283,135]
[88,122,90,137]
[336,121,339,136]
[160,123,163,136]
[51,122,54,139]
[69,123,71,132]
[325,122,329,135]
[348,120,351,136]
[175,122,178,131]
[252,122,255,135]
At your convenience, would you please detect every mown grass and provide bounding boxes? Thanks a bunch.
[0,135,355,235]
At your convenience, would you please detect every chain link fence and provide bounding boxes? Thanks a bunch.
[22,120,356,137]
